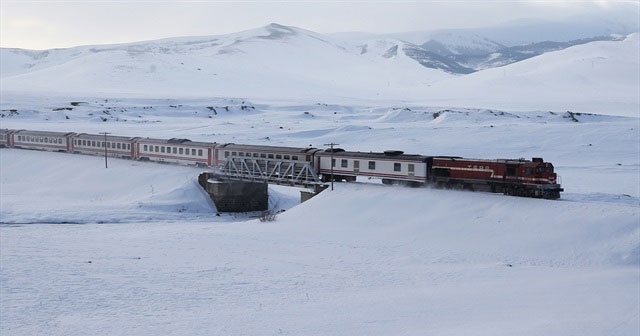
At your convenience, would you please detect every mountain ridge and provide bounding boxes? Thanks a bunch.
[1,24,638,116]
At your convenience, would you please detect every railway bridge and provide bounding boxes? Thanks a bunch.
[214,156,323,187]
[200,157,327,212]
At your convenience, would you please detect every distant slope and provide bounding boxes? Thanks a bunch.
[413,33,640,117]
[0,24,638,115]
[0,24,451,100]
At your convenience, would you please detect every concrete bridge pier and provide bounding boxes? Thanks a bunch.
[199,173,268,212]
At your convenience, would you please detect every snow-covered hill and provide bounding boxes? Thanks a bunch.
[0,23,450,100]
[1,23,638,115]
[414,33,640,116]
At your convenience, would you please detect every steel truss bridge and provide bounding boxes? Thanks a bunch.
[213,157,324,187]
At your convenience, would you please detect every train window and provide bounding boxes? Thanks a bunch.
[341,159,348,168]
[408,164,415,173]
[155,146,159,152]
[191,149,196,156]
[178,148,183,155]
[127,144,130,150]
[394,163,401,172]
[59,139,63,144]
[45,137,49,143]
[231,151,237,156]
[332,158,336,167]
[91,141,96,147]
[172,147,177,154]
[284,155,290,160]
[239,152,244,157]
[161,146,165,153]
[268,154,274,159]
[143,145,148,151]
[82,140,87,146]
[292,156,298,161]
[117,143,122,149]
[260,153,266,158]
[368,161,376,170]
[276,154,282,159]
[253,153,259,158]
[525,168,533,175]
[224,151,229,158]
[198,149,203,156]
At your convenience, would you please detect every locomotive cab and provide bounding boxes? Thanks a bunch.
[522,158,558,185]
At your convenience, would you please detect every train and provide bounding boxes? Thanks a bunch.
[0,128,564,199]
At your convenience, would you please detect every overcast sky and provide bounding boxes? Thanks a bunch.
[1,0,638,50]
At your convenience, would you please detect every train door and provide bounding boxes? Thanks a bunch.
[353,160,360,173]
[505,164,518,180]
[66,134,74,152]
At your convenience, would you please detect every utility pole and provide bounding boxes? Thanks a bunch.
[100,132,111,168]
[323,142,339,190]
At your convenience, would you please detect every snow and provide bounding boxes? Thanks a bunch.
[1,27,638,116]
[1,24,639,336]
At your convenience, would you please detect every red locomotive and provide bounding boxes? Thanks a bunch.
[430,157,563,199]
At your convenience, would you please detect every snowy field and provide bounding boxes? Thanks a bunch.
[1,95,639,335]
[1,29,639,336]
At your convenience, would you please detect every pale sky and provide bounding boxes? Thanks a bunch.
[1,0,638,50]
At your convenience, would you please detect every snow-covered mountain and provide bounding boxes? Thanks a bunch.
[1,22,638,115]
[0,23,450,99]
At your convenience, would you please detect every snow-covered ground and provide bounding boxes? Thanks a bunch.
[1,96,638,335]
[1,24,639,336]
